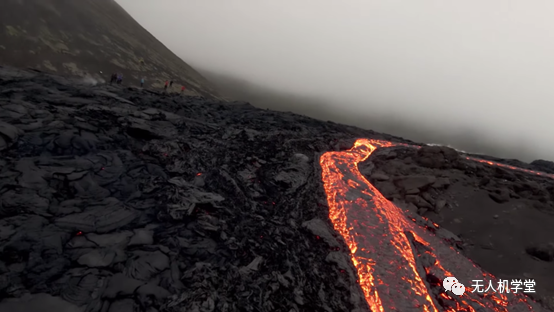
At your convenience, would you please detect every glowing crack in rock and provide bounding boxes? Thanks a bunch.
[320,138,551,312]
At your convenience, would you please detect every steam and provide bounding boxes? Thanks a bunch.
[81,75,105,86]
[426,143,471,155]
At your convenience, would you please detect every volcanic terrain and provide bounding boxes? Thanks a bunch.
[0,66,553,312]
[0,0,222,99]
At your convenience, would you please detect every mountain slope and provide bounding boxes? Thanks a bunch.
[0,0,222,99]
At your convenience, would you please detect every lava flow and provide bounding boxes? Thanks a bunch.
[320,138,549,312]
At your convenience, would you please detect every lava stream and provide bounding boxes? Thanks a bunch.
[320,138,549,312]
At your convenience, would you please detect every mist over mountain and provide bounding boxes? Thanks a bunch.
[199,69,542,162]
[115,0,554,163]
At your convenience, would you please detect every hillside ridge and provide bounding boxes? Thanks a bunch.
[0,0,223,99]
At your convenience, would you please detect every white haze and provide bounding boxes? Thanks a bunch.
[116,0,554,162]
[81,76,104,86]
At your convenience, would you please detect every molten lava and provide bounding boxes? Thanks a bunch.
[320,139,548,312]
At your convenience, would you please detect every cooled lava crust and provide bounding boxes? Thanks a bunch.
[0,66,552,312]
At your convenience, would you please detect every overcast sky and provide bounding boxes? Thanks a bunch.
[116,0,554,161]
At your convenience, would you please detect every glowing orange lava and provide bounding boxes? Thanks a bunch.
[465,157,554,179]
[320,139,549,312]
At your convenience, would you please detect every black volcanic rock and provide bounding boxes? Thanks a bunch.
[526,243,554,262]
[0,67,395,312]
[488,187,511,203]
[0,67,552,312]
[415,145,460,169]
[362,143,554,308]
[531,159,554,174]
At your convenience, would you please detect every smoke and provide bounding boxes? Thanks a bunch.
[80,75,105,86]
[115,0,554,162]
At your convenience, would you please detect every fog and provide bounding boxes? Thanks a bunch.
[116,0,554,162]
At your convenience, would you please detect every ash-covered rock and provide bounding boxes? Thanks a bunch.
[0,67,420,312]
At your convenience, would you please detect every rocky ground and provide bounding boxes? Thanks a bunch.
[361,145,554,306]
[0,66,552,312]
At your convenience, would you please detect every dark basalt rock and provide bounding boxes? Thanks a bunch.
[526,243,554,262]
[415,145,460,169]
[361,142,554,308]
[1,67,401,312]
[0,67,552,312]
[531,159,554,174]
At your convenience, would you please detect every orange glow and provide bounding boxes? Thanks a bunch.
[466,156,554,179]
[320,139,544,312]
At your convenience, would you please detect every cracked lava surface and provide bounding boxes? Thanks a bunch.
[320,138,551,312]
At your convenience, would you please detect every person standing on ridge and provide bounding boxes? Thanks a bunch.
[180,85,185,94]
[110,73,116,84]
[170,80,174,87]
[140,78,145,88]
[164,80,168,91]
